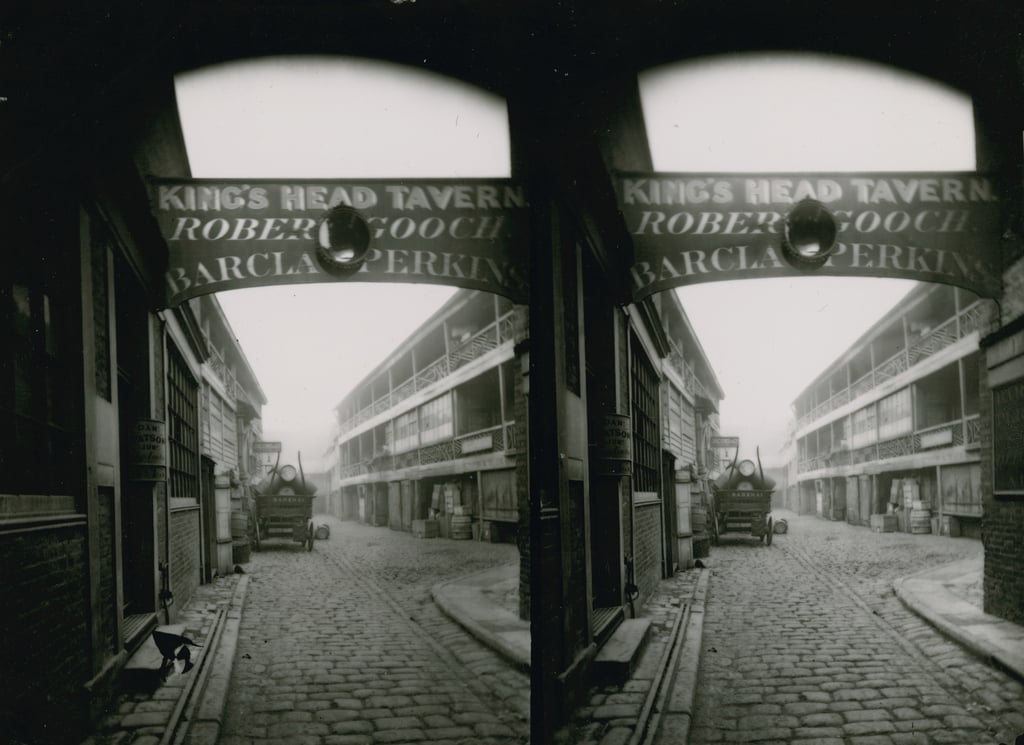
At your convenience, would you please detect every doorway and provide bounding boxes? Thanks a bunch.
[114,255,156,647]
[583,251,623,633]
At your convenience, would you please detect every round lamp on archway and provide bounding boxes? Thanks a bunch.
[781,198,839,271]
[316,204,372,276]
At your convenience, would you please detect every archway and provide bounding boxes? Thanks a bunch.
[1,7,1020,744]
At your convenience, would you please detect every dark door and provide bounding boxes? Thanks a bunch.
[662,451,678,576]
[114,253,156,638]
[200,456,216,582]
[584,251,622,611]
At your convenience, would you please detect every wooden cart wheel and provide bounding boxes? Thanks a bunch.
[765,517,774,546]
[306,521,314,552]
[253,519,261,551]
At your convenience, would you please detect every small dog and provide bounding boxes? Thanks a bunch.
[152,629,201,679]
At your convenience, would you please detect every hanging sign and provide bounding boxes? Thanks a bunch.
[616,172,1004,300]
[596,414,632,476]
[710,436,739,449]
[253,441,282,454]
[149,179,529,307]
[130,418,167,481]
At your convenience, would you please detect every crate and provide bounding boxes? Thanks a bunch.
[412,518,439,539]
[941,515,962,538]
[870,514,897,533]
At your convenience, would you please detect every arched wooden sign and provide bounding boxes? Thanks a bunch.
[617,172,1004,300]
[149,178,529,307]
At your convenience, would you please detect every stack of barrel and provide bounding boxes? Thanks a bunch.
[231,509,251,563]
[450,513,473,540]
[909,504,932,534]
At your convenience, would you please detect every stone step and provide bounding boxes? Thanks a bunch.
[593,618,652,685]
[122,624,186,693]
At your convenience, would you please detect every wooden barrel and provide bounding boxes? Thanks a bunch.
[450,515,473,540]
[232,539,251,564]
[690,507,707,537]
[230,511,248,539]
[910,508,931,534]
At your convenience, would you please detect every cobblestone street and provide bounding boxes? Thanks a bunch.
[218,515,529,745]
[687,511,1024,745]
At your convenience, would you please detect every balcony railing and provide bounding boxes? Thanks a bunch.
[204,343,239,401]
[335,422,516,480]
[965,415,981,447]
[908,315,958,366]
[667,338,712,402]
[796,301,989,430]
[338,310,516,435]
[797,416,977,474]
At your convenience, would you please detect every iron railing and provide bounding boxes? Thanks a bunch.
[338,310,516,435]
[798,415,977,474]
[796,301,989,430]
[335,422,515,480]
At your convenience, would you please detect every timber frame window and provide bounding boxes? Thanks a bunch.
[630,333,661,493]
[167,343,200,501]
[0,202,84,499]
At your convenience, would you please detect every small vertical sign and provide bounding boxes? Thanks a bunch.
[130,419,167,481]
[597,414,632,476]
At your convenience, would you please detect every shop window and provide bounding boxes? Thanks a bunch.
[914,362,961,430]
[167,343,200,502]
[630,334,660,493]
[454,368,501,435]
[851,404,877,449]
[0,204,84,499]
[393,409,419,453]
[878,388,912,440]
[419,393,453,445]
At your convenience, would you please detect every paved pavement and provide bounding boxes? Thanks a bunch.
[83,510,1024,745]
[214,515,528,745]
[683,511,1024,745]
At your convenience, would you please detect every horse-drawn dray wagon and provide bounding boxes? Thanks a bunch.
[709,450,776,546]
[251,455,317,552]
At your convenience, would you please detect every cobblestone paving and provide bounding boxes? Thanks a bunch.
[689,511,1024,745]
[556,569,703,745]
[219,515,529,745]
[83,574,242,745]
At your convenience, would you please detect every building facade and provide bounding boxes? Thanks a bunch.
[4,7,1022,744]
[791,284,990,536]
[0,83,265,742]
[326,290,523,544]
[192,294,268,577]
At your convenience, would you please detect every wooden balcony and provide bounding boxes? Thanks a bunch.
[339,310,516,435]
[797,414,980,474]
[796,301,988,430]
[336,422,517,481]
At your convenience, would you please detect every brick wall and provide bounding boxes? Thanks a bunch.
[979,299,1024,623]
[618,311,634,567]
[633,501,662,607]
[0,524,92,743]
[169,506,201,616]
[514,329,531,621]
[1000,256,1024,320]
[96,486,118,656]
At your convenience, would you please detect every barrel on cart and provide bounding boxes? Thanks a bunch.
[251,456,317,552]
[709,450,776,546]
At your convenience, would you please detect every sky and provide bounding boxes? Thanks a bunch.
[640,53,974,461]
[175,52,974,469]
[175,58,509,468]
